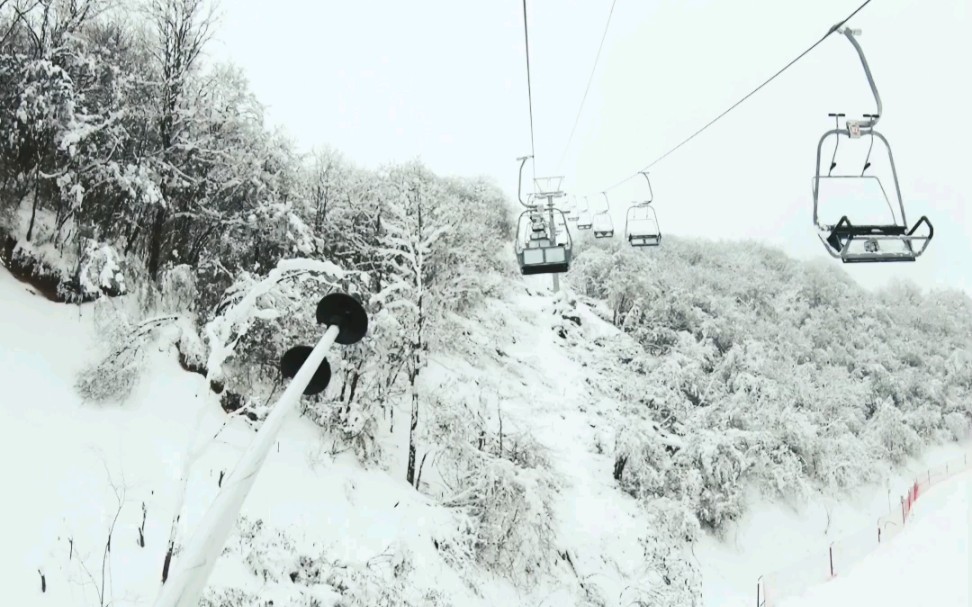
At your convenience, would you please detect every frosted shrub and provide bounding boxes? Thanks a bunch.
[75,265,202,403]
[746,437,809,500]
[78,239,127,297]
[424,387,551,484]
[429,391,557,588]
[613,424,669,498]
[625,497,702,607]
[903,404,949,442]
[200,588,267,607]
[696,478,743,532]
[455,457,556,586]
[75,300,148,403]
[304,392,383,466]
[867,400,921,463]
[646,496,701,543]
[639,532,702,607]
[691,437,745,530]
[613,422,748,532]
[811,431,878,491]
[944,411,971,440]
[224,518,448,607]
[75,335,146,402]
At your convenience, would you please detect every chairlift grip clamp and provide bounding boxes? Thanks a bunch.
[846,119,865,138]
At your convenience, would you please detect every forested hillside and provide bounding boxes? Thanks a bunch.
[2,2,971,606]
[568,237,972,535]
[0,0,512,429]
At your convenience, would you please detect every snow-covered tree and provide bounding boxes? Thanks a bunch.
[374,160,451,485]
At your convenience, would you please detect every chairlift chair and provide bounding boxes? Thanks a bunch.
[592,192,615,238]
[576,197,593,230]
[563,197,579,222]
[812,29,933,263]
[626,172,662,247]
[625,204,661,247]
[512,157,572,275]
[515,208,572,275]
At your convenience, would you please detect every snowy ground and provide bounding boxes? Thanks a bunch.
[779,472,971,607]
[692,441,972,607]
[0,268,476,605]
[1,267,969,606]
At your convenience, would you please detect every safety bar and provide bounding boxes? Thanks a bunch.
[812,129,907,228]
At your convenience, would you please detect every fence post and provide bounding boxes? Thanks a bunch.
[829,544,835,578]
[756,576,763,607]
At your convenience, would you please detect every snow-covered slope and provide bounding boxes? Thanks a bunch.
[0,268,660,606]
[1,266,969,606]
[779,472,971,607]
[3,267,549,605]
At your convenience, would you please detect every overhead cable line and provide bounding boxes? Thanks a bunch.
[521,0,538,182]
[589,0,875,195]
[555,0,619,175]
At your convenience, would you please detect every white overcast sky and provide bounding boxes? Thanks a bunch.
[207,0,971,295]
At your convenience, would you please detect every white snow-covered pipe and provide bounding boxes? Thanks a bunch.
[153,323,340,607]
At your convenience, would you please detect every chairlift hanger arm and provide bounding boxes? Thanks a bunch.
[639,171,654,204]
[516,155,535,209]
[840,28,882,130]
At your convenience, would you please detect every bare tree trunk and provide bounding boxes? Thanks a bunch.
[147,205,166,279]
[406,371,419,486]
[26,163,41,241]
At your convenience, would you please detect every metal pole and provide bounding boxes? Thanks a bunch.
[546,194,559,293]
[154,324,341,607]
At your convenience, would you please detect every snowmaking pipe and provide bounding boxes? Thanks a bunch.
[154,293,368,607]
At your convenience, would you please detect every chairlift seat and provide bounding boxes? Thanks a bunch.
[518,244,570,275]
[629,233,661,247]
[625,194,661,247]
[594,229,614,238]
[821,215,932,263]
[514,205,573,276]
